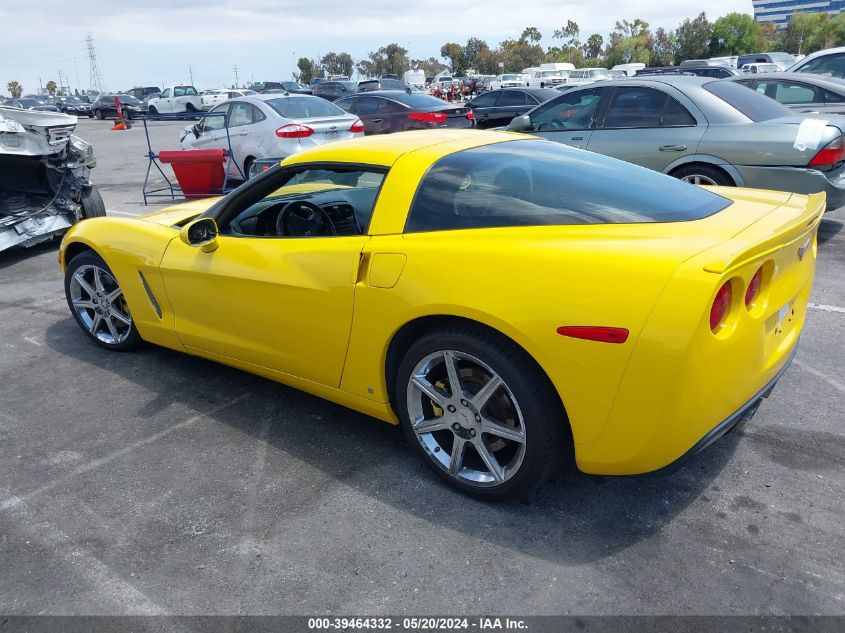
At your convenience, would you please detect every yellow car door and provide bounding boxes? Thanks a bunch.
[157,165,387,388]
[159,233,367,387]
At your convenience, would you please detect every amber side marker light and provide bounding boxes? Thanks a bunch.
[557,326,629,344]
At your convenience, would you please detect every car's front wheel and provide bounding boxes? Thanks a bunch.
[94,109,104,120]
[395,325,567,500]
[65,252,141,351]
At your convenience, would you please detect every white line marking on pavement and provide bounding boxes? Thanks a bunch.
[794,360,845,393]
[808,303,845,314]
[0,392,252,513]
[106,209,141,217]
[2,495,169,615]
[23,336,42,346]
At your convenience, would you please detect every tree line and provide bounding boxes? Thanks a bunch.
[295,10,845,82]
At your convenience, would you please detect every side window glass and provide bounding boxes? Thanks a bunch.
[603,87,667,128]
[379,100,405,114]
[775,82,817,104]
[225,167,387,238]
[662,98,696,126]
[823,88,845,103]
[160,89,171,98]
[470,92,497,107]
[251,104,266,123]
[356,97,381,115]
[335,98,356,113]
[229,102,253,127]
[529,88,604,131]
[498,91,527,106]
[202,105,229,132]
[174,87,186,97]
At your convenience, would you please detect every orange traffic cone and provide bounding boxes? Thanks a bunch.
[110,120,127,131]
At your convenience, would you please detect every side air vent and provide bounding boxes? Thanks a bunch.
[138,271,162,318]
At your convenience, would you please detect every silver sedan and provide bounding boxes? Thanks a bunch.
[180,94,364,178]
[507,75,845,209]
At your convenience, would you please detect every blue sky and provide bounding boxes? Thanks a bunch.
[1,0,751,95]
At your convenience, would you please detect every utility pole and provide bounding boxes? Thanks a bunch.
[73,60,81,94]
[189,65,194,85]
[86,33,105,93]
[233,65,240,88]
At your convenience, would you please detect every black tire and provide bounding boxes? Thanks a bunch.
[148,105,158,115]
[671,163,733,187]
[95,109,104,120]
[80,185,106,218]
[64,251,142,351]
[244,157,255,179]
[394,324,568,500]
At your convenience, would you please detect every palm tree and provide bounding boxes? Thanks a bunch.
[7,81,22,98]
[46,80,57,95]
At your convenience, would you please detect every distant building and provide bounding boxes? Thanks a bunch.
[753,0,845,27]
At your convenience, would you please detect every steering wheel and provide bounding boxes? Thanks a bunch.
[276,201,336,237]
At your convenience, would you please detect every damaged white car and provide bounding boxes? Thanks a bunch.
[0,106,104,253]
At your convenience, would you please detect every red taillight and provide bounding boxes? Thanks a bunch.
[556,326,629,344]
[710,282,732,332]
[408,111,447,123]
[466,110,475,120]
[349,118,365,133]
[745,267,763,308]
[275,124,314,139]
[808,135,845,167]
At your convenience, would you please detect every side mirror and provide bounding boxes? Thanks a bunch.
[179,217,219,253]
[507,114,531,132]
[192,124,201,138]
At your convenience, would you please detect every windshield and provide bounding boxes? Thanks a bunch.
[266,96,345,119]
[65,97,84,104]
[406,140,731,232]
[541,71,562,77]
[703,80,791,121]
[19,99,38,107]
[281,83,302,90]
[502,74,520,81]
[589,69,612,78]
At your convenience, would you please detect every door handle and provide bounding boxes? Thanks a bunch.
[659,144,687,151]
[571,136,584,141]
[371,118,383,123]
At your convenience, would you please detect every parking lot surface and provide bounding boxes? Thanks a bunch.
[0,119,843,615]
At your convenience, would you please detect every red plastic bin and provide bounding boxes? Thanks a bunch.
[158,149,227,199]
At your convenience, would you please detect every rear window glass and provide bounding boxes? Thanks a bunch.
[703,80,791,121]
[388,93,447,107]
[266,97,345,119]
[405,140,731,232]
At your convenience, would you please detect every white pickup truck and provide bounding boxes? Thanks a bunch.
[147,85,203,114]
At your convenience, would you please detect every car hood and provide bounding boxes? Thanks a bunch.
[137,199,221,227]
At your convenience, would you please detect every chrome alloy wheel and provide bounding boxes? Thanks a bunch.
[68,264,133,345]
[680,174,718,186]
[406,350,526,487]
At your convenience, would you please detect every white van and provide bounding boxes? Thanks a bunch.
[527,69,569,88]
[403,69,426,88]
[611,63,645,77]
[566,68,613,85]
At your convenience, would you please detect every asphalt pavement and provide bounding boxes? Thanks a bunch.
[0,118,843,615]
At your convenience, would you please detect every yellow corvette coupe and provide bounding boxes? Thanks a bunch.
[60,130,821,499]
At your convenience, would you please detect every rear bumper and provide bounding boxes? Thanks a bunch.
[734,164,845,211]
[645,342,797,477]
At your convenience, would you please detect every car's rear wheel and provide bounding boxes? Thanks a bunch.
[95,109,104,120]
[65,252,141,351]
[672,163,733,186]
[395,326,567,500]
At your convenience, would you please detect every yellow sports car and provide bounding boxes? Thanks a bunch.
[59,129,822,499]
